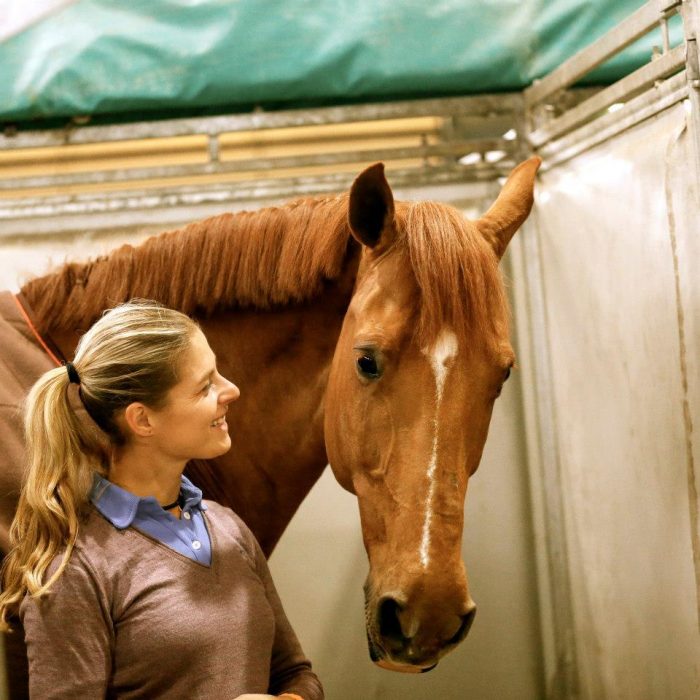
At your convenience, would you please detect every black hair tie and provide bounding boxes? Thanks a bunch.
[65,362,81,385]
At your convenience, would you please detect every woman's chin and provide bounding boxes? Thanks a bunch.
[215,434,232,455]
[192,436,232,461]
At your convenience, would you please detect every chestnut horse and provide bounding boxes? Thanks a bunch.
[0,158,539,693]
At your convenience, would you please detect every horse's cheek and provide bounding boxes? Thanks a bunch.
[324,365,360,491]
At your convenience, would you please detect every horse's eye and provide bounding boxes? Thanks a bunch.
[504,367,511,382]
[357,354,380,379]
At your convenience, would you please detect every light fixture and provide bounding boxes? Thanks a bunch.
[458,152,482,166]
[485,150,506,163]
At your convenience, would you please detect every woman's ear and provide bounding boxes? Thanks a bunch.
[122,402,154,437]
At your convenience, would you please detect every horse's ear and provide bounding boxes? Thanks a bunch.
[477,156,542,259]
[348,162,396,249]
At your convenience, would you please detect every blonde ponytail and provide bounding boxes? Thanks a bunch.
[0,300,198,628]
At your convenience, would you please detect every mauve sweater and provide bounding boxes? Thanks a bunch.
[20,501,323,700]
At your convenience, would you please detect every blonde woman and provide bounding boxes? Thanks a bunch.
[0,300,323,700]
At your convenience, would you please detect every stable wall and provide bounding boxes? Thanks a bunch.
[512,101,700,698]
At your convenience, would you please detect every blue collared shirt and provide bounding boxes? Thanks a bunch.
[90,473,212,566]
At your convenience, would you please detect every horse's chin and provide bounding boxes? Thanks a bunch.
[373,658,438,674]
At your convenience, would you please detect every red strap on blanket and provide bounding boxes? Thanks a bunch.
[12,294,63,367]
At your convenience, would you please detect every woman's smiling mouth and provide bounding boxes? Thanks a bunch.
[210,415,227,429]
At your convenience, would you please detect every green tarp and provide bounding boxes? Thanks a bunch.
[0,1,681,126]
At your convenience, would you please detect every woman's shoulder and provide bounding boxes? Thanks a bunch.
[56,508,122,577]
[78,505,127,548]
[21,514,117,615]
[73,506,154,574]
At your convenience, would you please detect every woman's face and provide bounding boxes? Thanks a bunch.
[147,328,240,463]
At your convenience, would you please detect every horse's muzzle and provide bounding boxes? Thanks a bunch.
[366,593,477,671]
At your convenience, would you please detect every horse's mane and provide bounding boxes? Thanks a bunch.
[398,200,509,350]
[22,193,508,350]
[22,194,353,333]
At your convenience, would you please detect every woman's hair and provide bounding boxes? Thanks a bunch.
[0,300,198,628]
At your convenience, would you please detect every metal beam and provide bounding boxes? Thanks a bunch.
[525,0,681,108]
[681,0,700,182]
[509,222,581,700]
[0,94,523,150]
[529,43,686,148]
[538,71,688,168]
[0,162,510,238]
[0,139,514,192]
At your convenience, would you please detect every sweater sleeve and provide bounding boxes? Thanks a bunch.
[19,551,113,699]
[248,536,324,700]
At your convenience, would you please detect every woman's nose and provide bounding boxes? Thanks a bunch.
[221,379,240,404]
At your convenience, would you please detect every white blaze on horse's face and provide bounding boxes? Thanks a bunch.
[419,328,458,570]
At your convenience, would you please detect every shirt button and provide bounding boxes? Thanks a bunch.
[183,511,191,520]
[192,540,201,550]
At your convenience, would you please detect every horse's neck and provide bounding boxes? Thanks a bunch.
[28,220,360,555]
[186,263,358,555]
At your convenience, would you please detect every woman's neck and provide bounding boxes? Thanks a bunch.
[108,444,184,506]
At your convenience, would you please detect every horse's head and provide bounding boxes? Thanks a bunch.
[324,158,540,672]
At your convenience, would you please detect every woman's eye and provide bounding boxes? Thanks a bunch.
[356,354,380,379]
[202,382,213,394]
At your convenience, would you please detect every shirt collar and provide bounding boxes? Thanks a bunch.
[90,473,207,530]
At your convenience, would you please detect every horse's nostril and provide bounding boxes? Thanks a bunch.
[378,596,406,643]
[377,596,475,655]
[450,606,477,645]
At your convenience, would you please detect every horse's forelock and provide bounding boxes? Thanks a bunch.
[398,200,509,351]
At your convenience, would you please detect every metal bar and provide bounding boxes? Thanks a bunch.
[680,1,700,219]
[684,0,700,636]
[538,71,688,167]
[525,0,678,107]
[0,165,505,213]
[662,16,671,52]
[0,139,513,191]
[0,94,523,150]
[509,219,580,700]
[0,166,505,236]
[529,43,686,148]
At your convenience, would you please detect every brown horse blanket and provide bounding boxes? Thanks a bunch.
[0,291,61,550]
[0,290,60,699]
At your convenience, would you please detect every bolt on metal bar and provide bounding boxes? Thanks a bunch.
[208,134,220,163]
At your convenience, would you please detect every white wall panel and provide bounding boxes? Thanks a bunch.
[523,102,700,699]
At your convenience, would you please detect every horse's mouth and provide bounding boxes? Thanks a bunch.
[366,629,439,674]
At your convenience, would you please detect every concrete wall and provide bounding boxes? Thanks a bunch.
[0,183,544,699]
[512,102,700,699]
